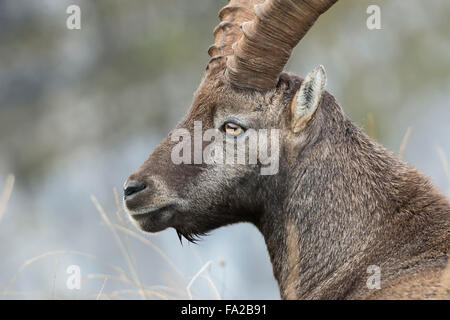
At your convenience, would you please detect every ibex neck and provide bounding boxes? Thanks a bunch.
[257,120,450,299]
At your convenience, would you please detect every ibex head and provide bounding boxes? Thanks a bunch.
[124,0,337,242]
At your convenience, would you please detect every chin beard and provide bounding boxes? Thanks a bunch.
[175,228,207,244]
[174,214,238,244]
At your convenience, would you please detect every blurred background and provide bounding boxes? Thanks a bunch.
[0,0,449,299]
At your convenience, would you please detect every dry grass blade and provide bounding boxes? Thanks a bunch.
[366,113,375,139]
[87,273,187,298]
[2,250,127,296]
[436,146,450,197]
[200,274,221,300]
[186,261,212,300]
[113,188,139,279]
[101,289,174,300]
[51,258,59,299]
[0,174,15,224]
[91,196,146,300]
[87,273,146,293]
[96,277,108,300]
[112,223,185,280]
[398,127,412,159]
[113,187,124,224]
[147,285,188,297]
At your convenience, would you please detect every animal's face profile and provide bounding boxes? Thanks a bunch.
[121,0,337,243]
[124,66,327,241]
[122,0,336,241]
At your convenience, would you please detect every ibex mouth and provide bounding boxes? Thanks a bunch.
[126,203,177,233]
[128,204,173,217]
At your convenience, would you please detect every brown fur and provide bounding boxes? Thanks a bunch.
[285,222,301,299]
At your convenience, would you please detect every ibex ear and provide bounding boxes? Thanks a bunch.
[291,65,326,134]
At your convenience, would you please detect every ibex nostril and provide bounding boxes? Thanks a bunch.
[124,181,147,198]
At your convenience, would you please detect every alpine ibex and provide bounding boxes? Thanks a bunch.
[123,0,450,299]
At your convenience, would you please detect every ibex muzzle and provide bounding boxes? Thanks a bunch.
[124,0,450,299]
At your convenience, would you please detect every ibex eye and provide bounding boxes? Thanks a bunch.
[224,122,244,136]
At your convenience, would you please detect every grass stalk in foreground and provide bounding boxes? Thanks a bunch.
[0,174,15,224]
